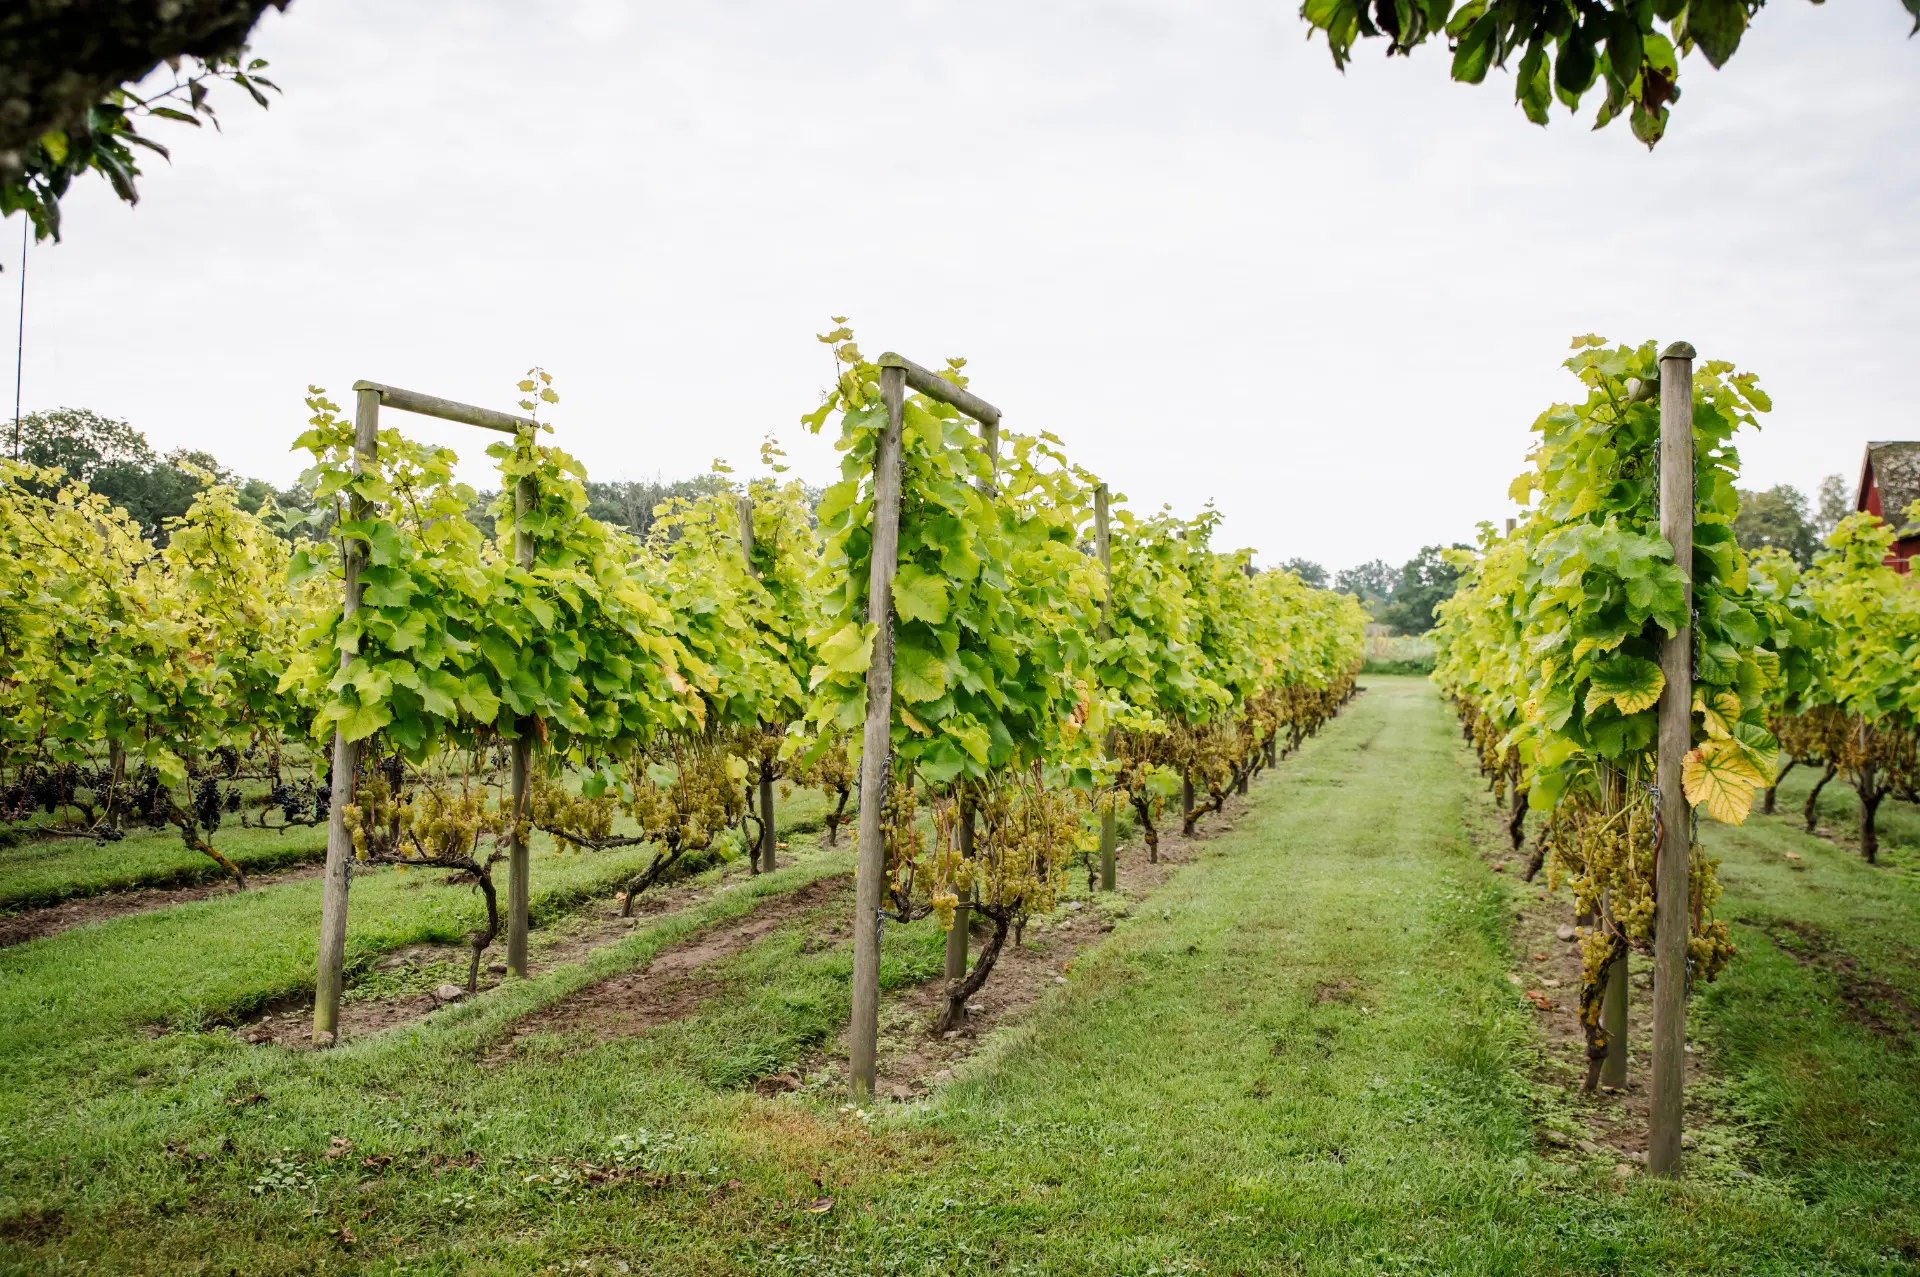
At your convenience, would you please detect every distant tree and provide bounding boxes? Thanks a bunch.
[1733,484,1818,566]
[1378,544,1468,634]
[586,476,734,539]
[1333,559,1397,607]
[3,2,286,249]
[11,407,305,541]
[14,405,154,474]
[1278,557,1329,587]
[1815,473,1852,542]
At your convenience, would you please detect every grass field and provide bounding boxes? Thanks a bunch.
[2,678,1916,1274]
[0,820,330,913]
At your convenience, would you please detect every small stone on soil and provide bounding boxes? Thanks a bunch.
[487,962,508,974]
[433,984,466,1003]
[1556,925,1577,942]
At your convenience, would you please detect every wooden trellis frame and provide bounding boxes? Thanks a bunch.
[312,381,540,1048]
[848,352,999,1100]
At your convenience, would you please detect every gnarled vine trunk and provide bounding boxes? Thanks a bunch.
[1761,757,1796,816]
[936,904,1011,1035]
[1130,792,1160,864]
[1804,761,1837,832]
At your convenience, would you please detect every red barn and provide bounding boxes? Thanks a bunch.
[1857,441,1920,575]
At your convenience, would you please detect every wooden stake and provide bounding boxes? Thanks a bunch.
[1095,483,1117,892]
[944,801,974,1016]
[313,387,380,1046]
[507,471,535,979]
[736,493,755,569]
[849,364,905,1101]
[1649,340,1696,1176]
[735,492,780,874]
[1602,947,1628,1088]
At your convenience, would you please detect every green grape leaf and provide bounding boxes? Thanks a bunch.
[1583,654,1665,716]
[894,641,948,704]
[817,622,875,676]
[892,564,950,625]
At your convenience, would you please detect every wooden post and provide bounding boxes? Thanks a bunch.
[507,471,535,979]
[1095,484,1117,892]
[736,492,778,875]
[849,364,905,1101]
[1602,948,1628,1088]
[944,800,974,1017]
[943,371,1001,980]
[1648,340,1696,1176]
[736,492,755,568]
[313,387,380,1046]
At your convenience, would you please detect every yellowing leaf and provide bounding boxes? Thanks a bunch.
[1682,741,1765,825]
[816,623,874,676]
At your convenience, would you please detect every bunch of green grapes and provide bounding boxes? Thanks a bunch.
[529,776,616,853]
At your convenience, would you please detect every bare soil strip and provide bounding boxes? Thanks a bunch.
[0,862,326,949]
[501,874,852,1049]
[233,863,847,1050]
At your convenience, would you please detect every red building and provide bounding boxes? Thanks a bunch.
[1856,441,1920,575]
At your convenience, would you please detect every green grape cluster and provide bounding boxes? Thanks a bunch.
[530,775,616,854]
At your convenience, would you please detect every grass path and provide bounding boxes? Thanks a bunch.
[4,678,1918,1274]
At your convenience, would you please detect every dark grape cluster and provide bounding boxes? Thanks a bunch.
[265,778,329,827]
[193,776,226,830]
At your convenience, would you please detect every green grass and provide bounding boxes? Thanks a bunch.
[3,681,1917,1273]
[0,821,330,912]
[1696,798,1920,1214]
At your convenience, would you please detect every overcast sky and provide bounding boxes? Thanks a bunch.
[12,0,1917,572]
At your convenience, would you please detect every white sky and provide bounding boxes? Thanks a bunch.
[11,0,1918,573]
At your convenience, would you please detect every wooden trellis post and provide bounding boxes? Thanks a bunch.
[311,382,537,1047]
[1096,483,1117,891]
[735,492,779,875]
[506,471,536,979]
[848,352,1001,1100]
[1649,340,1696,1174]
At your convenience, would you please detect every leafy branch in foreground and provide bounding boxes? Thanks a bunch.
[1298,0,1920,148]
[3,50,280,247]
